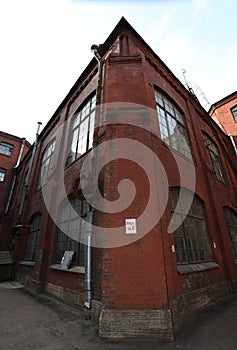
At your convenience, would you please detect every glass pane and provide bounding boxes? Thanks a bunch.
[77,118,89,156]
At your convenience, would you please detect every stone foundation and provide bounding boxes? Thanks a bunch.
[99,309,174,340]
[170,281,230,323]
[15,272,42,293]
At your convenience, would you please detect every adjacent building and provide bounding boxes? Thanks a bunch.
[0,131,30,250]
[209,91,237,151]
[1,18,237,340]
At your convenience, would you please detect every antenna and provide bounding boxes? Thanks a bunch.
[181,69,211,111]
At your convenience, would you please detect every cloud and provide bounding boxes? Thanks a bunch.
[192,0,210,19]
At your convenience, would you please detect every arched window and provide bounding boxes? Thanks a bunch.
[203,133,226,184]
[37,138,55,189]
[55,195,87,267]
[223,207,237,259]
[169,188,212,263]
[23,213,42,261]
[66,93,96,165]
[155,89,193,161]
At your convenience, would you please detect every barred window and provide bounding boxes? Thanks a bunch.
[203,133,226,184]
[170,188,212,263]
[0,168,6,182]
[23,213,41,261]
[155,90,193,160]
[223,207,237,259]
[37,139,55,189]
[66,94,96,165]
[55,195,87,267]
[0,142,13,156]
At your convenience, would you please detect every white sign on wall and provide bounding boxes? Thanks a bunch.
[125,218,137,234]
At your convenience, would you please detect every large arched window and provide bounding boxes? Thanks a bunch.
[23,213,42,261]
[37,138,56,189]
[66,93,96,165]
[223,207,237,259]
[169,188,212,263]
[203,133,226,184]
[155,90,193,161]
[55,195,87,267]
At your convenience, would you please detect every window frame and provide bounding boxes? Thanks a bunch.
[37,138,56,189]
[231,105,237,121]
[55,195,87,267]
[155,89,193,161]
[0,168,6,182]
[66,93,96,166]
[203,133,227,184]
[0,142,13,156]
[170,187,212,264]
[223,207,237,259]
[23,213,42,262]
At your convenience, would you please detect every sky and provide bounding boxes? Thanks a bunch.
[0,0,236,143]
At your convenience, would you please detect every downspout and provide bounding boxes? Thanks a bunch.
[84,207,94,317]
[84,45,103,315]
[5,138,26,215]
[18,122,42,216]
[228,134,237,155]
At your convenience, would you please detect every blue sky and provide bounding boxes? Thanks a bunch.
[0,0,236,143]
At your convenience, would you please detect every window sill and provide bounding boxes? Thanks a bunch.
[177,261,219,274]
[50,264,85,274]
[19,260,35,267]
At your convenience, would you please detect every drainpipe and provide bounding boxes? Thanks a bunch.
[18,122,42,216]
[5,138,26,215]
[228,134,237,155]
[91,44,103,125]
[83,46,103,316]
[84,207,94,317]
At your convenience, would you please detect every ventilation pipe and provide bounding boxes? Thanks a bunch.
[5,138,26,214]
[18,122,42,216]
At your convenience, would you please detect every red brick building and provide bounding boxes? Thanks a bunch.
[209,91,237,151]
[0,131,30,250]
[3,18,237,340]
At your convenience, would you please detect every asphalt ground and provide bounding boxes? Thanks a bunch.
[0,281,236,350]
